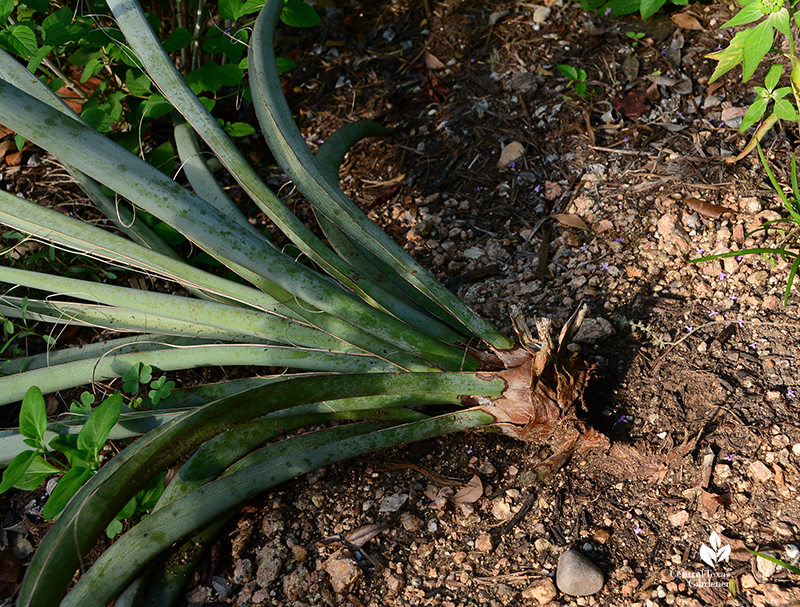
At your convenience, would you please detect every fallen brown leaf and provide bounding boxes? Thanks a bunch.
[343,524,385,548]
[452,474,483,503]
[671,13,703,30]
[424,51,446,70]
[497,141,525,168]
[699,488,730,514]
[612,90,649,118]
[551,213,589,231]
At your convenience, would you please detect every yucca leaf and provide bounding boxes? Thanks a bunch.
[16,372,504,607]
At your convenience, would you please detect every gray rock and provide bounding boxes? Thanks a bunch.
[379,492,408,513]
[573,317,614,344]
[556,549,604,596]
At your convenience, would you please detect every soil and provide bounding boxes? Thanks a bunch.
[2,0,800,606]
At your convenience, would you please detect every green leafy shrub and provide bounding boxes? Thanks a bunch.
[580,0,688,20]
[692,0,800,301]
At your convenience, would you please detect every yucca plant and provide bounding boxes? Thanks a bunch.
[0,1,603,605]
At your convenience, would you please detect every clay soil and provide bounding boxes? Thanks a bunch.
[2,0,800,606]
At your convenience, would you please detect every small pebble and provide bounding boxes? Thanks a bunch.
[533,6,552,23]
[211,576,232,599]
[556,549,604,596]
[756,552,777,579]
[379,492,408,513]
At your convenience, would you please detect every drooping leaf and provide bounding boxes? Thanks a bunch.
[707,31,748,83]
[0,450,38,493]
[43,465,94,519]
[13,455,61,491]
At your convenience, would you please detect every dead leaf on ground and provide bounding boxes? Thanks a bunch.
[671,13,703,30]
[0,139,16,162]
[343,524,385,548]
[424,51,446,70]
[452,474,483,503]
[551,213,589,230]
[612,90,649,118]
[700,488,731,514]
[497,141,525,168]
[5,150,22,166]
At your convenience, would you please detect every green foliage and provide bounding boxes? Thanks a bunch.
[625,31,646,46]
[0,382,164,523]
[580,0,686,19]
[557,64,589,97]
[0,0,314,157]
[691,0,800,304]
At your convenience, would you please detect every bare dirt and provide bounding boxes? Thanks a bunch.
[2,0,800,606]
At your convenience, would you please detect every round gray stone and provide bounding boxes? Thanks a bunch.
[556,549,604,597]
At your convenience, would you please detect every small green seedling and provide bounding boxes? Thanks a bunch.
[122,362,152,395]
[0,386,122,518]
[625,31,646,46]
[557,64,589,97]
[122,362,175,407]
[148,376,176,406]
[0,385,165,534]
